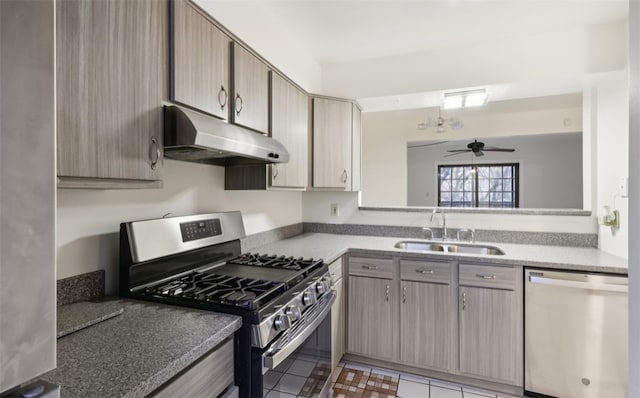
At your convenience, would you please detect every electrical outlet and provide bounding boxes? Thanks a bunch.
[620,177,628,197]
[330,203,339,217]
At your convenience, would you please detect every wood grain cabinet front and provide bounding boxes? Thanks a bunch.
[171,0,231,121]
[330,257,345,371]
[150,338,235,398]
[459,265,523,386]
[56,0,166,188]
[269,72,309,189]
[232,43,270,134]
[312,97,353,190]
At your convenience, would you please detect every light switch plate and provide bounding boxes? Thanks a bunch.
[330,203,339,217]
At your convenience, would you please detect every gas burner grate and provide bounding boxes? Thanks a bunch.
[145,271,286,310]
[227,253,322,272]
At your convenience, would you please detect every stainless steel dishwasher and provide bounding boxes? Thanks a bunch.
[524,268,628,398]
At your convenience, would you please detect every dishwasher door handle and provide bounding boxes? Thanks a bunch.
[529,275,627,293]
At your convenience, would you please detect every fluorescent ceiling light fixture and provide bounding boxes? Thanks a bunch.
[443,89,489,109]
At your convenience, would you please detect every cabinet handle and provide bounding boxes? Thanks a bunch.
[416,269,434,274]
[341,169,348,183]
[235,93,243,116]
[218,85,228,110]
[476,274,497,280]
[272,164,278,179]
[385,284,390,302]
[150,137,160,170]
[402,286,406,304]
[362,265,378,270]
[462,292,467,310]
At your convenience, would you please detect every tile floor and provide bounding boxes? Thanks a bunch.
[330,361,515,398]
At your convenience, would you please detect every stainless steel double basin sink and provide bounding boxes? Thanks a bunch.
[394,240,505,255]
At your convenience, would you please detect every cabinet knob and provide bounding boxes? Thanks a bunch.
[272,164,278,179]
[341,169,348,183]
[385,284,390,302]
[150,137,160,170]
[462,292,467,310]
[235,93,243,116]
[218,85,228,111]
[402,286,406,303]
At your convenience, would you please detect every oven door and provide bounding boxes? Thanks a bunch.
[257,292,335,398]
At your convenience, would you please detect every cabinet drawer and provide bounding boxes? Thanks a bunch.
[150,338,234,398]
[348,256,393,279]
[400,259,450,284]
[329,258,343,282]
[459,264,516,290]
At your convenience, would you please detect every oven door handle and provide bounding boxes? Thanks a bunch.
[263,292,336,370]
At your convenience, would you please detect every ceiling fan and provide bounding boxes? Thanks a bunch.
[445,139,515,157]
[417,108,463,133]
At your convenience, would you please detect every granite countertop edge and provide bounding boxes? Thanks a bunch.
[123,317,242,398]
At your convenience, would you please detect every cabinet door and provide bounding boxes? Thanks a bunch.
[232,43,269,134]
[331,277,345,370]
[312,98,352,189]
[171,0,230,120]
[270,73,308,188]
[459,286,522,385]
[56,0,166,185]
[400,281,452,371]
[347,276,393,360]
[351,104,362,192]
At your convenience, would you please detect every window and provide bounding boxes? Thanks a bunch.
[438,163,519,208]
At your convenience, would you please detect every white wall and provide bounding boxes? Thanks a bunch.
[303,191,597,234]
[362,100,583,207]
[594,72,629,258]
[57,160,303,294]
[323,20,627,99]
[407,133,583,209]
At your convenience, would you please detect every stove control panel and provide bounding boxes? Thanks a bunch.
[180,219,222,242]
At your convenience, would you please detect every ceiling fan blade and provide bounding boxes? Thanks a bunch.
[444,151,470,157]
[446,149,471,153]
[483,147,515,152]
[474,151,484,157]
[410,141,450,149]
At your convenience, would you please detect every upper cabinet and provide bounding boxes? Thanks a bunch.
[232,43,270,134]
[312,98,353,190]
[351,103,362,192]
[56,0,166,188]
[270,72,309,189]
[171,0,230,120]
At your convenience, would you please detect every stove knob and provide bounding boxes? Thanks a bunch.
[302,291,317,307]
[316,281,327,295]
[273,314,292,332]
[285,305,302,321]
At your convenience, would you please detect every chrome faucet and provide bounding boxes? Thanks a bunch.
[431,208,447,241]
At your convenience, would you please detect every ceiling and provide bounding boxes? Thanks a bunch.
[258,0,628,66]
[255,0,628,110]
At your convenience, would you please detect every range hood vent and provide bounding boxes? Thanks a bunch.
[163,105,289,166]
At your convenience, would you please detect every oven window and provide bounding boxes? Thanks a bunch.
[262,312,332,398]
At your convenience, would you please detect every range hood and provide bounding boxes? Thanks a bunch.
[163,105,289,165]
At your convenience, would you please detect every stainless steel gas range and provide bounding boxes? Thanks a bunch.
[119,212,335,398]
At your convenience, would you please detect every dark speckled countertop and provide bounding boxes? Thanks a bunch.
[42,298,241,398]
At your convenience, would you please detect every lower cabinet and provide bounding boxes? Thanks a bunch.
[400,281,452,371]
[347,275,394,360]
[149,338,235,398]
[459,264,523,386]
[345,255,523,389]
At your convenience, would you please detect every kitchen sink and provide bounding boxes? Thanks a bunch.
[393,240,505,255]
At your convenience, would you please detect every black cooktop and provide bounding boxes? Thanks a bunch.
[141,253,324,311]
